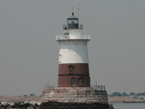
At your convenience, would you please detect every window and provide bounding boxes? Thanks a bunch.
[68,20,78,24]
[69,65,74,74]
[74,20,78,23]
[69,67,73,73]
[71,78,76,87]
[78,78,83,87]
[72,20,74,24]
[68,20,71,24]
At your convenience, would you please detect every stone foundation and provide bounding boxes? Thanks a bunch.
[41,87,108,104]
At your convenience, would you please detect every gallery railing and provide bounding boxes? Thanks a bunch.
[44,85,105,91]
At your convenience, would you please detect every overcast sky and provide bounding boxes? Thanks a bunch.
[0,0,145,96]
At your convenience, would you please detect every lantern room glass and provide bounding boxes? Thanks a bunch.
[68,19,78,24]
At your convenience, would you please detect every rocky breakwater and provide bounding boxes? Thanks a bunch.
[0,95,41,102]
[0,101,41,109]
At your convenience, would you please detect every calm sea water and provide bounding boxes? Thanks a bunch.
[112,103,145,109]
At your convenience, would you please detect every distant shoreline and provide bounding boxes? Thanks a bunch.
[108,96,145,103]
[109,101,145,103]
[1,95,145,103]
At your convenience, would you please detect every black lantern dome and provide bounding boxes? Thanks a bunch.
[63,13,83,30]
[67,13,79,29]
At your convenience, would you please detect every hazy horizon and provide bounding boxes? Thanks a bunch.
[0,0,145,96]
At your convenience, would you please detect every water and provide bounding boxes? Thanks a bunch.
[112,103,145,109]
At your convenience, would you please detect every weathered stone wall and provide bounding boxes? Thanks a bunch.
[41,87,108,104]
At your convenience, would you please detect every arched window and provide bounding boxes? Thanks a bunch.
[68,65,74,74]
[78,78,83,87]
[71,77,76,87]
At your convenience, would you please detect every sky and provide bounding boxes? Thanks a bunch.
[0,0,145,96]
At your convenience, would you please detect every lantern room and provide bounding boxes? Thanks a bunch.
[67,13,79,29]
[63,13,83,30]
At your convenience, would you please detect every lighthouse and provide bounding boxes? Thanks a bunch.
[40,11,110,109]
[56,12,91,87]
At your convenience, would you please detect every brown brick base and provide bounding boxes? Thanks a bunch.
[58,63,90,87]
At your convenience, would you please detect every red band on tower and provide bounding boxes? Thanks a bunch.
[58,63,90,87]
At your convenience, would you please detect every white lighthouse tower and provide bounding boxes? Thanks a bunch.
[56,12,91,87]
[41,12,108,107]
